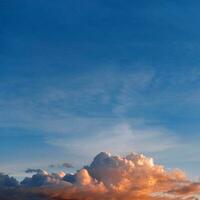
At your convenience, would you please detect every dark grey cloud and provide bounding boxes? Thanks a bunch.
[62,162,74,168]
[0,187,50,200]
[63,173,76,184]
[25,169,45,174]
[0,173,19,187]
[49,162,74,169]
[21,171,67,187]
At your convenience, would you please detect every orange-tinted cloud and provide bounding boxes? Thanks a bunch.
[33,152,200,200]
[0,152,199,200]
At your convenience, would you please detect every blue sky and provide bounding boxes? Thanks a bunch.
[1,0,200,179]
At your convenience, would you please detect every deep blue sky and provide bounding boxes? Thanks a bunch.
[1,0,200,179]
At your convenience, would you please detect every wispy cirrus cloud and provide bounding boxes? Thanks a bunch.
[46,122,178,163]
[1,67,200,133]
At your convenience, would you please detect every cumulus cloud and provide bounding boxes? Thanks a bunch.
[0,173,19,187]
[1,152,200,200]
[21,170,67,187]
[32,152,200,200]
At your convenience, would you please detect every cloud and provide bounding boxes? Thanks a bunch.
[47,122,177,162]
[49,162,74,169]
[168,182,200,196]
[21,170,67,187]
[36,152,199,200]
[84,152,187,192]
[0,187,49,200]
[2,69,200,180]
[0,69,155,134]
[1,152,199,200]
[62,162,74,168]
[0,173,19,187]
[63,173,76,184]
[25,168,47,174]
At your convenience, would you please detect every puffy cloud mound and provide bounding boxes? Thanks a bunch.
[0,173,19,187]
[85,152,186,192]
[39,152,200,200]
[21,170,68,187]
[1,152,200,200]
[63,173,76,184]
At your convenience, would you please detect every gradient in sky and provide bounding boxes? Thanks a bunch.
[1,0,200,180]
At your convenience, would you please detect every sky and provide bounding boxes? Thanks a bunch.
[1,0,200,181]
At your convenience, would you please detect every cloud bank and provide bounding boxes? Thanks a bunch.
[0,152,199,200]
